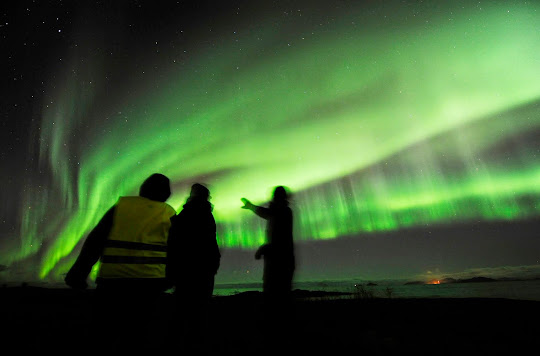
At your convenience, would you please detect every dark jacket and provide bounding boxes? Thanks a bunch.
[166,198,220,285]
[255,201,294,260]
[254,201,295,294]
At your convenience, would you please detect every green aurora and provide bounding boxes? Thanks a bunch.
[8,1,540,280]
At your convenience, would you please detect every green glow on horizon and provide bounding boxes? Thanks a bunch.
[8,1,540,280]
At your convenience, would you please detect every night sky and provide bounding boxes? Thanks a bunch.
[1,0,539,285]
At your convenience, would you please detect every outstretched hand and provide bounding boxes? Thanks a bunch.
[241,198,253,210]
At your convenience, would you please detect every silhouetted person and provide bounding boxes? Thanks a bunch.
[241,186,296,341]
[64,173,176,351]
[166,183,220,352]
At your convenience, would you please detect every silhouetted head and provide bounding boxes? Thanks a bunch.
[189,183,210,201]
[272,186,290,204]
[139,173,171,202]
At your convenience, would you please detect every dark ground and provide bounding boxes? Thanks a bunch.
[1,286,538,355]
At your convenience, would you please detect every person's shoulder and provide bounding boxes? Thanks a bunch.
[171,209,186,221]
[163,203,177,216]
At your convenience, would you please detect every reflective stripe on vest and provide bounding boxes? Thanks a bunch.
[98,196,176,280]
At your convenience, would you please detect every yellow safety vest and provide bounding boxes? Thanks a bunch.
[97,196,176,280]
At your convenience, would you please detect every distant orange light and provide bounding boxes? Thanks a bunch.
[429,280,441,285]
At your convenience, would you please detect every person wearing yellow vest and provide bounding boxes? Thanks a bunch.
[64,173,175,351]
[65,173,176,290]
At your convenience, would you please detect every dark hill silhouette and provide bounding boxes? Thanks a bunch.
[459,276,498,283]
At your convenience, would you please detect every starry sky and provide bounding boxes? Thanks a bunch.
[1,0,539,285]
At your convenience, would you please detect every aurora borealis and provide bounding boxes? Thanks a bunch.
[1,0,539,283]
